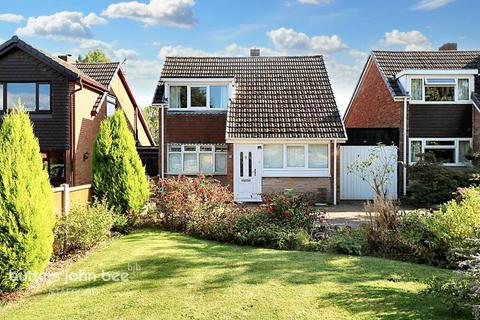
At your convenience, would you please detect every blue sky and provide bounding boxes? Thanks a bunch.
[0,0,477,113]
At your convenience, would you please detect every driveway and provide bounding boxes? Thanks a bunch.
[322,201,370,227]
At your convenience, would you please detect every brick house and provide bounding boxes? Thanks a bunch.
[152,51,346,203]
[0,36,155,186]
[344,43,480,196]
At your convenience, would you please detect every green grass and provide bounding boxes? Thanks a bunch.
[0,230,467,319]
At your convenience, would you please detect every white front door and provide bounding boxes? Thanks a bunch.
[234,144,262,202]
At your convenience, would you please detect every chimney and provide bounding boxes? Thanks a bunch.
[438,43,457,51]
[58,54,75,63]
[250,48,260,57]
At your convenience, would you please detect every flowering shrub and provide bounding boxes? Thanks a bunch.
[153,175,242,242]
[152,177,318,250]
[262,190,316,230]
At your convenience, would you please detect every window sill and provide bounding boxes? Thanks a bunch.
[167,172,227,176]
[410,101,472,104]
[263,168,330,178]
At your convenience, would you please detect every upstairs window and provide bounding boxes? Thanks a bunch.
[169,84,229,110]
[410,77,471,103]
[425,78,455,102]
[1,82,51,112]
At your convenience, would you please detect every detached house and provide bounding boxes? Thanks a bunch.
[152,50,346,203]
[0,36,155,186]
[344,43,480,197]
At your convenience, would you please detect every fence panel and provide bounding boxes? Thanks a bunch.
[52,184,92,217]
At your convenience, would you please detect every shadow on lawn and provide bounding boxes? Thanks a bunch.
[33,230,466,319]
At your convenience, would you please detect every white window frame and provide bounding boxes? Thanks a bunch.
[263,143,330,177]
[408,75,474,104]
[167,143,227,175]
[409,138,472,166]
[165,80,233,111]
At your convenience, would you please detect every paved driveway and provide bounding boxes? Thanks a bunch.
[322,201,370,227]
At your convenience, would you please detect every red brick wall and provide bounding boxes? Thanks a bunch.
[344,60,407,195]
[166,113,226,143]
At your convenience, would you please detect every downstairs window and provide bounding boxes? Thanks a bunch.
[168,144,227,174]
[409,138,471,165]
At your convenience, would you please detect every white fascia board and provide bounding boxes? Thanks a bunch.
[161,77,235,83]
[226,138,347,144]
[395,69,478,79]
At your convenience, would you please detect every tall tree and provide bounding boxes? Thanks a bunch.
[92,110,149,216]
[78,49,111,63]
[142,105,159,145]
[0,108,54,292]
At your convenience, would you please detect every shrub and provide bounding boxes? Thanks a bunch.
[262,190,316,230]
[53,199,114,257]
[155,175,240,242]
[409,157,479,206]
[326,228,364,256]
[0,109,55,292]
[92,111,149,216]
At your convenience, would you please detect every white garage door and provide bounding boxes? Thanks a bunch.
[340,145,398,200]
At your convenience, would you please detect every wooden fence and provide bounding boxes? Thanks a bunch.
[52,184,92,217]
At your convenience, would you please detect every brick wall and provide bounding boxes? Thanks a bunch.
[344,59,406,195]
[166,113,226,143]
[73,86,106,186]
[473,108,480,152]
[262,177,332,203]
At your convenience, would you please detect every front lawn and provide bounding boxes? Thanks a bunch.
[0,230,468,319]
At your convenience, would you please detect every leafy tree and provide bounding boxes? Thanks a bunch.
[0,108,54,292]
[142,105,159,145]
[78,49,111,63]
[92,110,149,217]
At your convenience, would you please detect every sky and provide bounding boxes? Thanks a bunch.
[0,0,478,114]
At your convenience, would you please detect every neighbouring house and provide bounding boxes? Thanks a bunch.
[344,42,480,198]
[0,36,155,187]
[152,50,346,203]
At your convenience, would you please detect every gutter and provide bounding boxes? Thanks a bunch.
[394,94,410,197]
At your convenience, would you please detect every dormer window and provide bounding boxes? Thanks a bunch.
[409,77,471,103]
[168,83,230,110]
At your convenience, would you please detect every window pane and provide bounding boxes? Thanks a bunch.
[199,153,214,173]
[48,152,65,179]
[210,85,228,109]
[426,140,455,146]
[38,83,50,110]
[411,79,423,100]
[425,86,454,102]
[459,141,471,163]
[169,145,181,152]
[168,153,181,173]
[287,145,305,167]
[0,83,3,109]
[458,79,469,100]
[215,145,227,153]
[184,145,196,152]
[425,149,455,163]
[200,145,213,152]
[215,153,227,173]
[410,141,422,163]
[308,144,328,168]
[425,78,455,85]
[263,144,283,168]
[183,153,197,173]
[7,83,36,110]
[191,87,207,107]
[170,86,187,108]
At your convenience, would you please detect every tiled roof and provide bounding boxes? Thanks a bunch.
[75,62,120,88]
[372,50,480,97]
[156,56,346,140]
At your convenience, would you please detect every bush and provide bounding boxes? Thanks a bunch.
[326,228,364,256]
[54,199,114,257]
[92,111,149,216]
[0,109,55,292]
[154,177,319,250]
[409,157,479,206]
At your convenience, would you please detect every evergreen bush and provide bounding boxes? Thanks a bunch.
[92,111,149,216]
[0,109,55,292]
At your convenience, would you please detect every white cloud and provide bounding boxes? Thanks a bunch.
[383,29,432,51]
[411,0,454,11]
[267,27,348,55]
[114,48,139,60]
[158,45,210,59]
[17,11,106,41]
[79,39,114,50]
[223,44,280,57]
[102,0,195,28]
[297,0,332,4]
[0,13,24,23]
